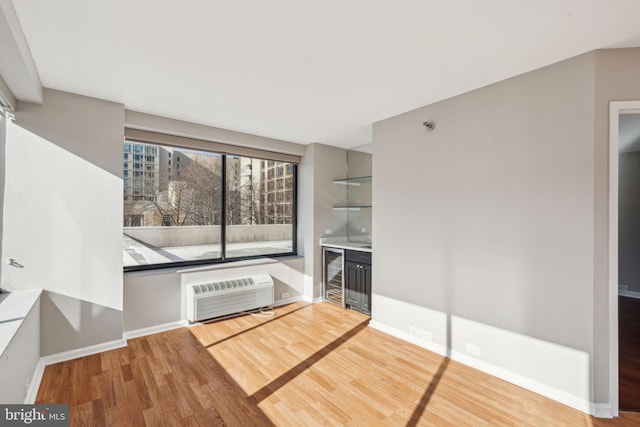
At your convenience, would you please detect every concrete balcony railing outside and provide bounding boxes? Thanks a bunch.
[124,224,292,247]
[123,224,293,267]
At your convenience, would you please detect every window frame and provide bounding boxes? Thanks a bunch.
[123,136,298,273]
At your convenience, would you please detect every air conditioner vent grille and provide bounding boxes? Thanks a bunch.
[186,274,273,322]
[192,277,257,294]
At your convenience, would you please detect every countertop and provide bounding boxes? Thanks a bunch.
[321,240,372,253]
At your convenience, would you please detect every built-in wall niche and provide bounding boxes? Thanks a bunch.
[332,149,372,241]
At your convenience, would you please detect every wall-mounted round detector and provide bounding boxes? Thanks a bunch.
[422,121,436,131]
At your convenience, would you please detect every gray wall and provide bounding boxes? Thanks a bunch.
[346,150,372,238]
[373,52,597,406]
[592,49,640,404]
[0,112,5,284]
[618,151,640,293]
[40,291,123,356]
[300,143,348,299]
[123,257,304,333]
[125,110,305,157]
[374,51,595,345]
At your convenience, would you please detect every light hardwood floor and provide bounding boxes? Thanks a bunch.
[37,301,640,426]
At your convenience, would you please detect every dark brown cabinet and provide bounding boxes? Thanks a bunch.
[345,250,371,315]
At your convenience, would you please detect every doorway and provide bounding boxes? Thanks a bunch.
[610,102,640,414]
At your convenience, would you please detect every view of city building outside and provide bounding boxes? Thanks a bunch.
[123,141,295,267]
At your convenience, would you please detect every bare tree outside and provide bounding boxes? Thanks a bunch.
[124,148,222,227]
[148,155,222,226]
[123,141,295,267]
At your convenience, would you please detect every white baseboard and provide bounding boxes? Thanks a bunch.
[39,338,127,366]
[450,349,594,415]
[123,321,188,340]
[301,295,323,304]
[619,289,640,299]
[273,295,304,307]
[369,320,448,356]
[592,403,613,418]
[25,338,127,404]
[25,360,46,404]
[368,320,603,417]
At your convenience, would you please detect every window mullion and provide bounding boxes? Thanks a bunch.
[221,154,227,261]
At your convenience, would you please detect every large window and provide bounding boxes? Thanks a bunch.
[225,155,295,258]
[123,139,297,271]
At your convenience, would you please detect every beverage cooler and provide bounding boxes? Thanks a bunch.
[322,246,344,307]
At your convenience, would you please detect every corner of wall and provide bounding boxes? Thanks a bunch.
[39,290,124,357]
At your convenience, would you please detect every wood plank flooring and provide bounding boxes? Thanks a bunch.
[37,301,640,426]
[619,296,640,412]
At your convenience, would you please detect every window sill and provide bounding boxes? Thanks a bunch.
[124,254,303,278]
[176,255,303,273]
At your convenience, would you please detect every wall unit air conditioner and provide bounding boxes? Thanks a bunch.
[186,274,274,322]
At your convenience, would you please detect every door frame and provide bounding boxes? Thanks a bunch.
[609,101,640,416]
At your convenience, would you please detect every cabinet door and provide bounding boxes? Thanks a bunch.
[345,261,371,315]
[345,261,360,307]
[360,263,372,314]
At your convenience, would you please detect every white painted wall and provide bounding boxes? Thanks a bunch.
[1,89,125,355]
[2,89,124,310]
[373,52,598,412]
[0,292,40,403]
[0,112,5,280]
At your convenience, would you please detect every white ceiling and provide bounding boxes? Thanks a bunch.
[9,0,640,150]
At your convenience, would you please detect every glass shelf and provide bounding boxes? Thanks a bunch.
[332,176,372,186]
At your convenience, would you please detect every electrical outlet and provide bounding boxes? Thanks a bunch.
[325,228,332,235]
[360,227,366,233]
[281,292,289,299]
